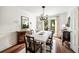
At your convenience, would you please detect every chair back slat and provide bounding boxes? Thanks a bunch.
[24,35,36,52]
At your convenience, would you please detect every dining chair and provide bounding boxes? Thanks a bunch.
[46,31,54,53]
[24,35,43,53]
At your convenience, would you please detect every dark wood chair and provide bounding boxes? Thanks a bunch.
[46,31,54,53]
[24,35,43,53]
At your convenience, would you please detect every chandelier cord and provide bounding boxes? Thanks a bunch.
[43,7,44,16]
[40,6,48,20]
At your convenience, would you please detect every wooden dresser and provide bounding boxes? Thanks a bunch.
[62,30,70,47]
[17,31,26,44]
[62,30,70,42]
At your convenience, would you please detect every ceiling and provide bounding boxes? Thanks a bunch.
[18,6,75,16]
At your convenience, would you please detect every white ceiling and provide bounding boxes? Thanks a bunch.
[18,6,75,16]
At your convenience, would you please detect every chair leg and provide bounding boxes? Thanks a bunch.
[50,46,51,53]
[25,44,27,53]
[33,41,36,53]
[25,45,27,53]
[25,46,27,53]
[40,43,42,53]
[50,44,52,53]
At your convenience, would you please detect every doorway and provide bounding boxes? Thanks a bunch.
[50,20,55,32]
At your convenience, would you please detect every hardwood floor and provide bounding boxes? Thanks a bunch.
[1,37,75,53]
[55,38,75,53]
[9,36,75,53]
[18,37,75,53]
[1,43,25,53]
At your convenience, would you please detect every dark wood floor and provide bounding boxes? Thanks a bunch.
[55,38,75,53]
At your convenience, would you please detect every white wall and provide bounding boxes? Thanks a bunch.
[78,8,79,52]
[57,7,79,52]
[0,7,32,51]
[29,15,36,33]
[56,7,78,52]
[67,7,79,52]
[57,13,68,36]
[53,7,79,52]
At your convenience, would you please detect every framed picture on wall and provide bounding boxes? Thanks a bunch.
[66,16,70,27]
[21,16,29,29]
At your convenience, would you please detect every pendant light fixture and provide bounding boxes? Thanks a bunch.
[40,6,48,20]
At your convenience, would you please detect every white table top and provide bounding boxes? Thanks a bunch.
[31,31,52,42]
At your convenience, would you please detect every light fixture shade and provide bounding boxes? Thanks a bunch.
[40,6,48,20]
[40,15,48,20]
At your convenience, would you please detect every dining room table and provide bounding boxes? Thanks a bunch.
[25,30,52,52]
